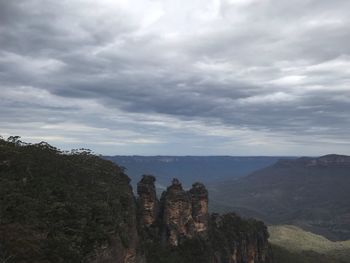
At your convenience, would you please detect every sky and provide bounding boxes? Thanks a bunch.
[0,0,349,155]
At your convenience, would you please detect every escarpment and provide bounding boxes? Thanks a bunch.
[137,176,272,263]
[0,138,272,263]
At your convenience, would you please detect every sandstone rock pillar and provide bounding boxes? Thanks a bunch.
[137,175,158,227]
[161,178,194,246]
[189,182,209,236]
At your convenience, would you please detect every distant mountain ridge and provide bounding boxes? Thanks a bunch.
[104,155,294,188]
[209,154,350,241]
[275,154,350,168]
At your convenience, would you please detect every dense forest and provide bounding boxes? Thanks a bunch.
[0,136,136,262]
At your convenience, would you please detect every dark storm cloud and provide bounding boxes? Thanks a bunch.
[0,0,349,154]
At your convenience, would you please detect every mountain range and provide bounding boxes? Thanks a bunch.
[209,154,350,241]
[107,154,350,261]
[106,154,350,241]
[104,156,293,188]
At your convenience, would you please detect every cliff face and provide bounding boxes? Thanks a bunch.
[89,179,143,263]
[137,176,272,263]
[209,213,271,263]
[276,154,350,168]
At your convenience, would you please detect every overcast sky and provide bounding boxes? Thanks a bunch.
[0,0,349,155]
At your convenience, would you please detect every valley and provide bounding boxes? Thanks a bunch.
[111,154,350,262]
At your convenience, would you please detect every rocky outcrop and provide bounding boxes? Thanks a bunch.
[137,176,272,263]
[138,177,210,246]
[160,178,195,246]
[137,175,158,227]
[190,182,209,235]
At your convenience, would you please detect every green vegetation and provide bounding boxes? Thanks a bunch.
[272,244,347,263]
[143,237,212,263]
[269,225,350,263]
[0,136,135,262]
[142,213,270,263]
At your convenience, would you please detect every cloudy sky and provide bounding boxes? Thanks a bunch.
[0,0,349,155]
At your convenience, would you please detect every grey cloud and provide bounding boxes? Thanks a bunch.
[0,0,349,154]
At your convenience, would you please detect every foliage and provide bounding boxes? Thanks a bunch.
[272,244,348,263]
[0,136,134,262]
[143,237,212,263]
[142,213,269,263]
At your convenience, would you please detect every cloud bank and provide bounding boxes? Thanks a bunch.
[0,0,349,155]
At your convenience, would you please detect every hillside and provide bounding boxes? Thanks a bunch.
[0,137,140,262]
[0,137,273,263]
[269,225,350,263]
[271,244,347,263]
[209,155,350,241]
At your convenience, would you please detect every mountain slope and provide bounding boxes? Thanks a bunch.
[0,137,141,262]
[209,155,350,240]
[271,244,347,263]
[269,225,350,263]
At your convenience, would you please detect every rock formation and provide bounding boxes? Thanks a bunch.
[137,176,272,263]
[160,178,195,246]
[137,175,158,227]
[138,177,210,246]
[190,182,209,235]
